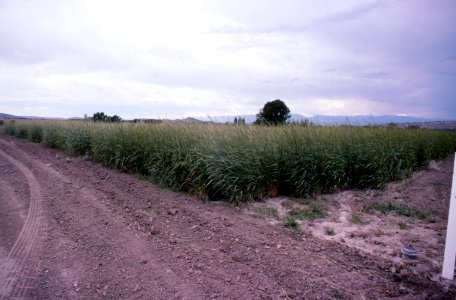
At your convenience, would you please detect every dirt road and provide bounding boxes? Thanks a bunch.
[0,132,454,299]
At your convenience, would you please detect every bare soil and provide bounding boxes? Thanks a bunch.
[0,132,455,299]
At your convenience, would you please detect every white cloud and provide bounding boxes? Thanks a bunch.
[0,0,455,119]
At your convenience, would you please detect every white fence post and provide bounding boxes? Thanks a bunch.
[442,153,456,280]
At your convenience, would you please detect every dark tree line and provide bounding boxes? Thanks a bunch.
[92,112,122,123]
[87,99,293,126]
[233,117,246,125]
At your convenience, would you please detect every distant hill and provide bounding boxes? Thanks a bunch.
[0,112,68,120]
[21,116,67,120]
[196,114,443,125]
[164,117,208,124]
[397,121,456,130]
[303,115,438,126]
[0,113,24,119]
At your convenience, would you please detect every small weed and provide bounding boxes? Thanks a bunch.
[398,221,407,230]
[369,202,430,220]
[253,206,278,218]
[295,198,312,205]
[283,216,299,231]
[370,202,395,214]
[373,190,384,198]
[332,289,345,299]
[325,226,336,236]
[289,202,327,221]
[395,205,418,217]
[416,211,428,220]
[373,229,385,237]
[351,213,367,225]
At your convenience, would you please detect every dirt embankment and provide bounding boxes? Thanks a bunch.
[0,132,455,299]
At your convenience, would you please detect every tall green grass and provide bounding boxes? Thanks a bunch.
[5,121,456,202]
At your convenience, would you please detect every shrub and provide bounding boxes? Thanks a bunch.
[29,125,43,143]
[66,127,93,156]
[43,127,66,149]
[17,126,29,138]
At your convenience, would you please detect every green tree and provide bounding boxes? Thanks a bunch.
[108,115,122,122]
[92,112,107,122]
[233,116,246,125]
[92,112,122,122]
[255,99,290,125]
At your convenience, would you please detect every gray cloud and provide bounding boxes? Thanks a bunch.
[0,1,455,119]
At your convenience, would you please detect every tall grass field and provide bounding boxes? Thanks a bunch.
[4,121,456,202]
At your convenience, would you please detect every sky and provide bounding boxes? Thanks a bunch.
[0,0,455,120]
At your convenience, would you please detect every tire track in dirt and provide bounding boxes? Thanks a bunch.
[0,147,43,300]
[0,178,27,252]
[0,178,27,221]
[0,137,205,299]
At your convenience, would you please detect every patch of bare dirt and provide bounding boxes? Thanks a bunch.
[1,132,455,299]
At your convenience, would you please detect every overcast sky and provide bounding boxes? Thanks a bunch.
[1,0,455,119]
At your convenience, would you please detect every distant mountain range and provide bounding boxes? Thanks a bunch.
[295,114,443,125]
[0,113,25,119]
[0,113,69,120]
[1,112,454,127]
[198,114,447,125]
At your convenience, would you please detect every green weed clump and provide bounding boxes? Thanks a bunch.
[29,125,43,143]
[4,121,456,203]
[369,202,431,220]
[351,213,367,225]
[17,124,29,138]
[325,227,336,236]
[253,207,279,218]
[42,126,66,149]
[283,217,300,231]
[288,202,327,221]
[65,126,93,156]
